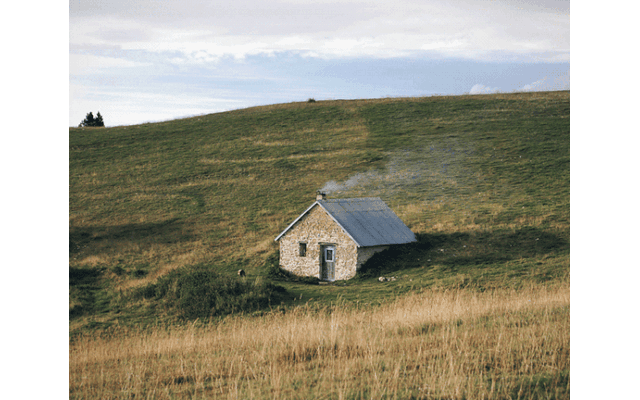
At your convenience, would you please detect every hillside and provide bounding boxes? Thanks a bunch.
[69,91,569,333]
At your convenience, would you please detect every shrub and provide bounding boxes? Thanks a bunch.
[134,264,288,320]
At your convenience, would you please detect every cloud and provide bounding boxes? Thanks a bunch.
[469,84,500,95]
[69,0,569,62]
[69,54,151,75]
[521,77,548,92]
[519,71,570,92]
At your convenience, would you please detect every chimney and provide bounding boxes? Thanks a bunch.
[316,191,326,201]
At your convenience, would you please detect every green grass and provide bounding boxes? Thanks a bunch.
[69,91,569,334]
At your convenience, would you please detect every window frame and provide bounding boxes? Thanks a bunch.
[325,247,334,262]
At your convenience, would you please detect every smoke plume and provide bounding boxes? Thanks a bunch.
[318,142,480,200]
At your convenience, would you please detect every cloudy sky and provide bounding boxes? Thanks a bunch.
[69,0,569,127]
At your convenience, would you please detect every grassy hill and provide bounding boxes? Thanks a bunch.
[69,91,569,333]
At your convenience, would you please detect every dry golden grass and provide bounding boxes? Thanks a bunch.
[77,255,108,267]
[70,283,569,399]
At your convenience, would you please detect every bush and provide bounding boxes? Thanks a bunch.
[134,264,288,320]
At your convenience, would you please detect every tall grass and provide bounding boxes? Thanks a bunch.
[70,282,569,399]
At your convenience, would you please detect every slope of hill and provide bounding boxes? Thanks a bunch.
[69,91,569,332]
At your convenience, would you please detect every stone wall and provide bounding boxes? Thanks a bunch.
[278,204,358,280]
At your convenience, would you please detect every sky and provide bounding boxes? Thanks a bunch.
[69,0,570,127]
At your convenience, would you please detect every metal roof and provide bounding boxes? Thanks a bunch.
[274,197,417,247]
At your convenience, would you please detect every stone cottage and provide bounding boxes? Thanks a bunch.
[274,192,416,281]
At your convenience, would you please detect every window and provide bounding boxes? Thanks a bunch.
[299,243,307,257]
[325,248,334,262]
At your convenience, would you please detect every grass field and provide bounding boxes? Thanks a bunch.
[69,90,569,398]
[70,282,569,399]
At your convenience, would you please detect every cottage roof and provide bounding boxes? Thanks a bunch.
[274,197,417,247]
